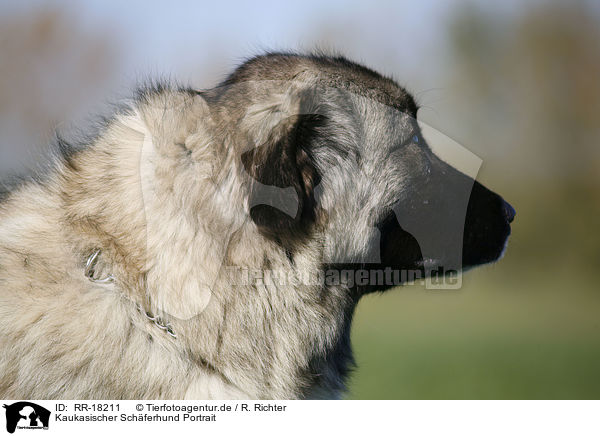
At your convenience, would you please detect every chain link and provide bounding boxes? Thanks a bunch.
[85,249,177,339]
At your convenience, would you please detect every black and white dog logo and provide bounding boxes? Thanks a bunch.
[2,402,50,433]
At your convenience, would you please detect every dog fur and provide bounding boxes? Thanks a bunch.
[0,53,513,399]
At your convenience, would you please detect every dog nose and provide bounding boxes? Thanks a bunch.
[502,200,516,223]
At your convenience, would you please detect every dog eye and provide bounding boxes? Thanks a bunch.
[390,132,421,153]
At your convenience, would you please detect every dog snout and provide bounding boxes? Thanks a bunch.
[502,200,516,223]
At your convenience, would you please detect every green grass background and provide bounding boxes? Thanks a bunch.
[347,189,600,399]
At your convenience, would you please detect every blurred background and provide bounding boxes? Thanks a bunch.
[1,0,599,398]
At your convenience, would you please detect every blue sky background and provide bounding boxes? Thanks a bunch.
[1,0,598,178]
[1,0,533,89]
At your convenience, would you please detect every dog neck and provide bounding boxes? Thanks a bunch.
[57,97,358,399]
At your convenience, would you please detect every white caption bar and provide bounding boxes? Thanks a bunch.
[1,400,598,436]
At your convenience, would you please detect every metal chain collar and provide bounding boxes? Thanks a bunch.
[84,249,177,339]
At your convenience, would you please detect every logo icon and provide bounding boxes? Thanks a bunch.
[2,402,50,433]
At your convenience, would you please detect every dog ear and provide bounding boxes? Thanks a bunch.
[241,114,322,245]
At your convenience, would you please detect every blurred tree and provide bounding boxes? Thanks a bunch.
[448,2,600,184]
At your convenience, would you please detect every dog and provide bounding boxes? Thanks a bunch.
[0,52,514,399]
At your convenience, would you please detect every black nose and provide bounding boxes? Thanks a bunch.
[502,200,516,223]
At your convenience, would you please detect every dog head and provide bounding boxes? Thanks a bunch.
[122,52,513,322]
[207,53,514,293]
